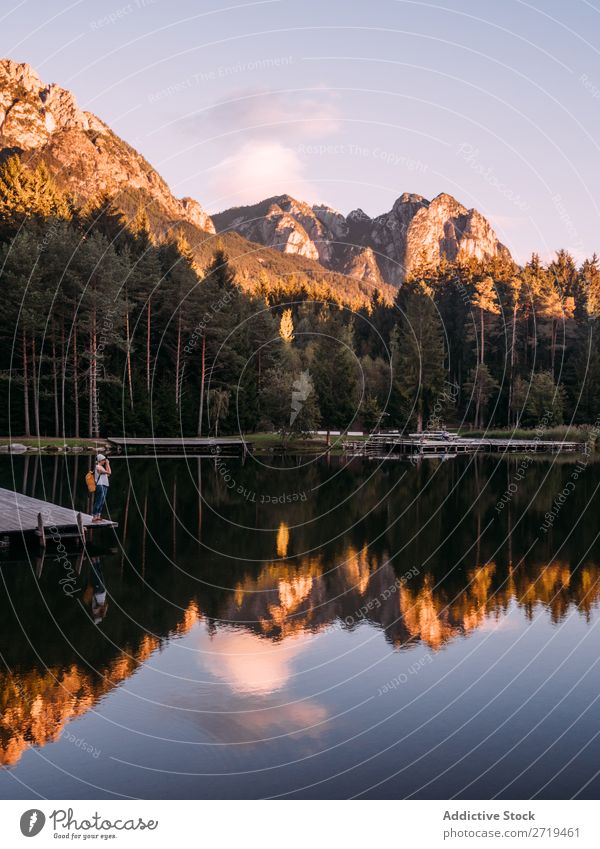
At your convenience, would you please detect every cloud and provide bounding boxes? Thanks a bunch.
[201,628,311,695]
[208,140,320,208]
[205,87,340,141]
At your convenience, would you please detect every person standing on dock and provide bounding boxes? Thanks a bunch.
[92,454,111,522]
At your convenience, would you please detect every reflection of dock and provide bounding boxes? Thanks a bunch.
[107,436,251,456]
[0,487,116,545]
[344,434,582,458]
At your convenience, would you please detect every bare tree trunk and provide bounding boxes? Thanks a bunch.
[125,299,134,410]
[146,296,151,393]
[60,319,66,438]
[90,308,99,439]
[480,308,485,365]
[257,349,262,415]
[508,303,517,425]
[175,312,181,408]
[73,317,80,438]
[52,337,59,437]
[31,337,40,437]
[197,335,206,437]
[88,363,92,438]
[22,327,31,437]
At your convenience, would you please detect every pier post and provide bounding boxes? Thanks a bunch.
[37,512,46,548]
[76,512,85,546]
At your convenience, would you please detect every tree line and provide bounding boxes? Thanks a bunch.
[1,153,599,439]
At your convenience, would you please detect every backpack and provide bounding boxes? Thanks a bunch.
[85,469,97,493]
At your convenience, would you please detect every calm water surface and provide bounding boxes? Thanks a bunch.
[0,452,599,799]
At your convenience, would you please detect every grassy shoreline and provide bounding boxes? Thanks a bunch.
[0,433,337,454]
[1,426,596,455]
[457,425,595,444]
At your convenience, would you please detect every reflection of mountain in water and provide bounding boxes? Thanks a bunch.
[0,635,157,766]
[221,547,600,648]
[2,544,600,767]
[2,454,600,767]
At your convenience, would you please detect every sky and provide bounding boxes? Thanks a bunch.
[2,0,600,263]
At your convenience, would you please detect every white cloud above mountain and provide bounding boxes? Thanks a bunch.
[208,140,320,209]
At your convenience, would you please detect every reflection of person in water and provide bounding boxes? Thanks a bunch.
[83,556,109,624]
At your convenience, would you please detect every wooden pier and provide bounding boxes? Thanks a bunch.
[106,436,251,456]
[343,434,582,458]
[0,487,116,545]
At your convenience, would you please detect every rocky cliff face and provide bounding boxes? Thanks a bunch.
[214,190,511,286]
[0,59,215,234]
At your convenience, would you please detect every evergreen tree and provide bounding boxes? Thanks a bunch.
[463,363,500,428]
[279,308,295,343]
[310,314,359,436]
[525,371,565,425]
[392,283,446,432]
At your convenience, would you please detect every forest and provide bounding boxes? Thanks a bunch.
[1,153,600,440]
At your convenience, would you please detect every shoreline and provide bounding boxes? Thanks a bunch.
[0,426,596,456]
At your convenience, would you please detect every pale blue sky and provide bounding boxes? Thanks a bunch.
[3,0,600,262]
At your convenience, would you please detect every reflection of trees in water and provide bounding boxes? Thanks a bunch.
[2,549,599,767]
[0,632,162,766]
[219,554,600,648]
[2,454,600,765]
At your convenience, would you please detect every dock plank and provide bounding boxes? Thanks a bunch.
[107,437,247,446]
[106,436,252,455]
[0,488,116,534]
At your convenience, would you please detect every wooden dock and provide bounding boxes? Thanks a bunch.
[343,434,582,458]
[0,487,116,545]
[106,436,251,456]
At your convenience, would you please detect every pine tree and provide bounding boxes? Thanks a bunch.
[463,363,500,429]
[279,308,295,343]
[471,276,500,366]
[0,156,70,231]
[310,314,359,436]
[393,283,446,432]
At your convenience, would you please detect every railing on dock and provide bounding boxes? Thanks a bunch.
[342,433,582,458]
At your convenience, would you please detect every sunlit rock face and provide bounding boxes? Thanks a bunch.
[214,195,390,287]
[215,190,511,287]
[0,58,215,235]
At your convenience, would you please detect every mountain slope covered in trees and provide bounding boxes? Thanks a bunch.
[213,191,511,286]
[0,58,599,441]
[0,58,393,308]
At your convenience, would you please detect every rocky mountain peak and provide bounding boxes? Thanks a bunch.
[0,59,107,143]
[312,203,349,240]
[347,208,372,222]
[395,192,427,206]
[0,59,43,92]
[214,190,511,286]
[0,57,214,234]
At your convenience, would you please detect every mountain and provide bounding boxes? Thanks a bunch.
[213,195,386,288]
[0,59,394,306]
[0,58,214,233]
[213,191,512,286]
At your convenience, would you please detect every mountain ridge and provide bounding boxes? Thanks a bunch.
[213,190,512,286]
[0,57,510,303]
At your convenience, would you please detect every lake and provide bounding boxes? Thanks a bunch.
[1,451,599,799]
